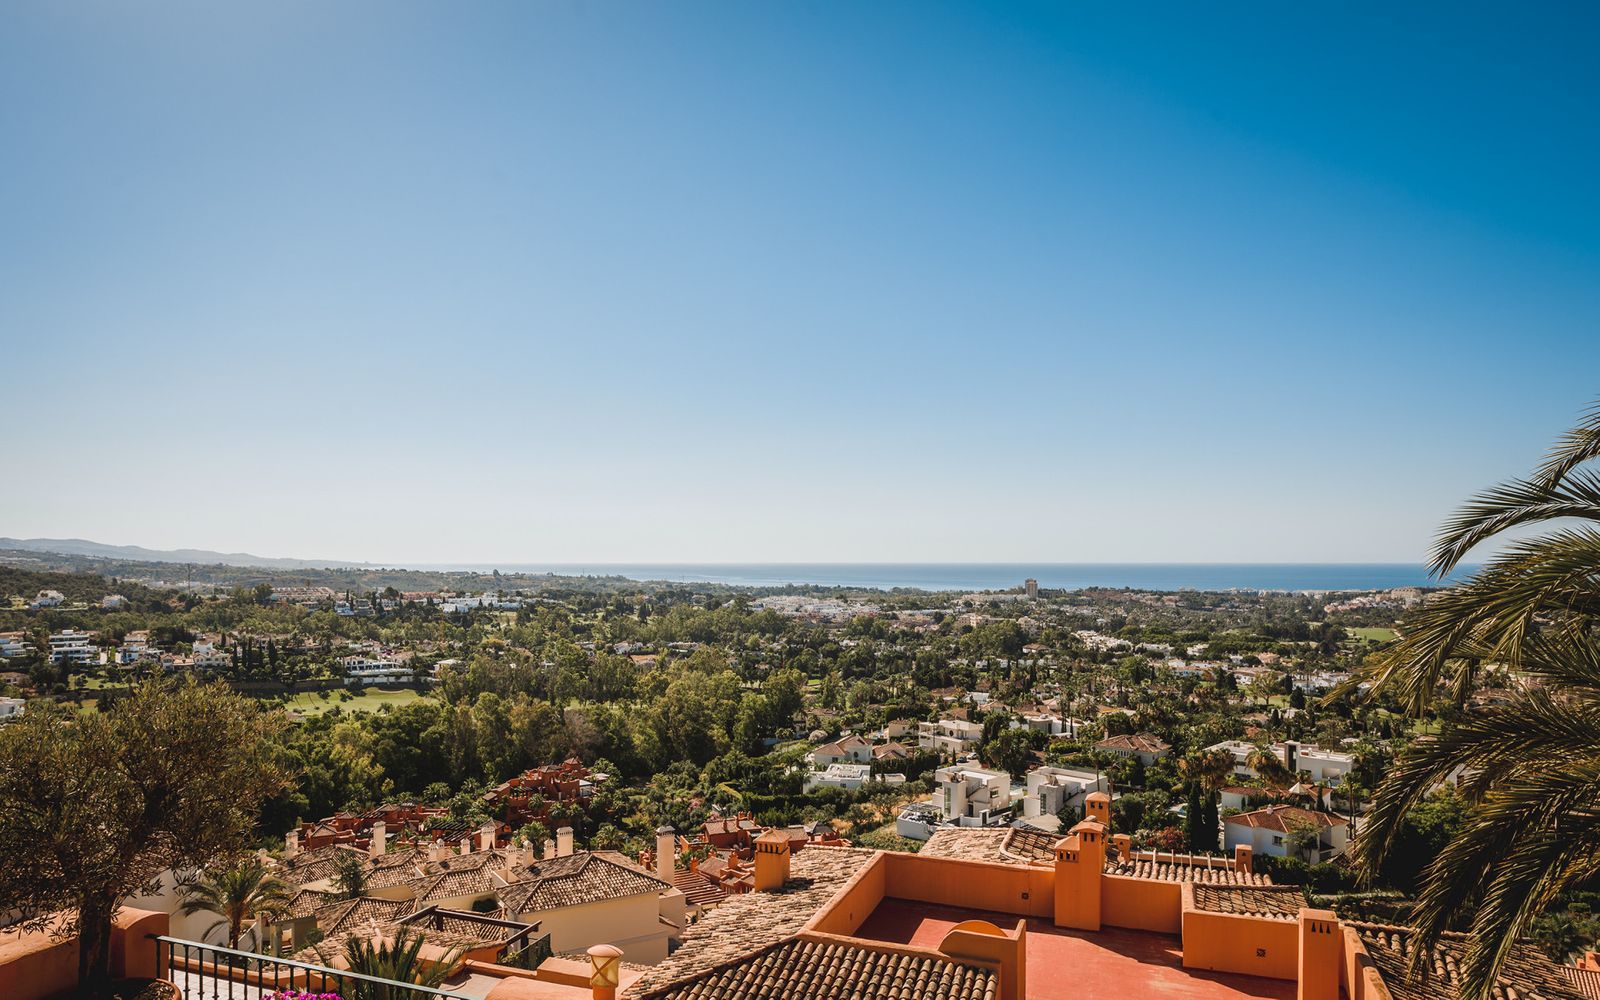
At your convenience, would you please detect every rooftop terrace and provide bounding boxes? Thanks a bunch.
[855,899,1294,1000]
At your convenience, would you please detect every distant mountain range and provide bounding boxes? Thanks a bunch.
[0,537,366,570]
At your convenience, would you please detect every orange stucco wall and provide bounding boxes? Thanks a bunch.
[939,920,1026,1000]
[1101,875,1182,934]
[880,853,1054,920]
[1180,909,1299,982]
[0,907,170,1000]
[808,854,888,935]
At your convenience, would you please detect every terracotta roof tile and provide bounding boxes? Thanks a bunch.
[1189,884,1304,920]
[1353,921,1595,1000]
[626,846,876,995]
[498,852,668,915]
[631,936,997,1000]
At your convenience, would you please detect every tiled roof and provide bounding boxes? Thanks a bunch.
[1106,853,1273,886]
[919,827,1061,866]
[1224,804,1347,833]
[1002,827,1060,861]
[920,829,1015,865]
[498,852,668,915]
[631,936,997,1000]
[282,844,366,886]
[312,895,418,936]
[674,867,732,907]
[285,886,339,919]
[1353,922,1600,1000]
[1095,733,1170,754]
[1189,884,1305,920]
[627,846,876,995]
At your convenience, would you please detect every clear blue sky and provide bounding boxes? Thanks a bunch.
[4,2,1600,565]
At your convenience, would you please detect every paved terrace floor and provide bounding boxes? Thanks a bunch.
[854,900,1297,1000]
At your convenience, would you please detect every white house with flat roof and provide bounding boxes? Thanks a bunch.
[1205,740,1357,785]
[1021,766,1109,823]
[917,718,984,757]
[0,697,25,722]
[933,764,1012,827]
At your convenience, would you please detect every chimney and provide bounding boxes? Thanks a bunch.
[1054,818,1106,931]
[557,826,575,858]
[655,826,676,885]
[284,829,300,859]
[1234,844,1254,874]
[369,820,387,858]
[753,828,790,892]
[1296,908,1341,1000]
[429,840,448,863]
[587,943,623,1000]
[1085,791,1112,828]
[1111,833,1132,863]
[480,821,497,853]
[545,838,557,860]
[460,836,472,855]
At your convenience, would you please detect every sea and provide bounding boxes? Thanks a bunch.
[474,563,1473,594]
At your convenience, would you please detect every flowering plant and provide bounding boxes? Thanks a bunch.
[262,992,343,1000]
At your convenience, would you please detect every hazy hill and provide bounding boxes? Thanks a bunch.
[0,537,364,570]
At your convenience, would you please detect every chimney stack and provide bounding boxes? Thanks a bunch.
[1111,833,1132,863]
[655,826,676,885]
[429,839,448,863]
[587,943,623,1000]
[480,821,497,853]
[753,828,791,892]
[557,826,575,858]
[369,820,387,858]
[460,836,472,855]
[1234,844,1254,874]
[1085,791,1112,828]
[545,838,557,860]
[1296,908,1341,1000]
[285,829,300,859]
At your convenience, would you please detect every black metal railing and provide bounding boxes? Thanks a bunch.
[154,936,478,1000]
[498,932,553,970]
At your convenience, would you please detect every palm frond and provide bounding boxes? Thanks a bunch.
[1534,398,1600,489]
[1430,469,1600,576]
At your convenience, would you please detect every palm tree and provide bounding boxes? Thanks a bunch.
[177,855,291,951]
[1356,401,1600,1000]
[335,928,461,1000]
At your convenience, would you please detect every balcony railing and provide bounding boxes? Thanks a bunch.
[154,936,479,1000]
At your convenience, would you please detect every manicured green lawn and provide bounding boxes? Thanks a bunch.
[1348,627,1398,643]
[280,688,429,716]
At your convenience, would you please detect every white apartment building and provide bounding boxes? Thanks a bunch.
[30,590,64,609]
[917,718,985,757]
[933,764,1013,827]
[119,630,155,664]
[0,697,25,721]
[0,632,33,659]
[803,763,875,792]
[342,655,413,685]
[48,630,97,665]
[1021,766,1109,823]
[1205,740,1357,785]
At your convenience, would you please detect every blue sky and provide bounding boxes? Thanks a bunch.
[4,2,1600,565]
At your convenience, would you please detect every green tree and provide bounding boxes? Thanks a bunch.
[177,854,292,950]
[1356,402,1600,998]
[0,679,287,995]
[334,850,370,899]
[324,927,461,999]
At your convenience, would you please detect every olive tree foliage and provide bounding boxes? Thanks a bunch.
[0,678,288,993]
